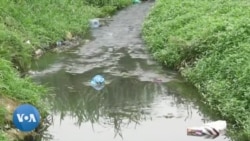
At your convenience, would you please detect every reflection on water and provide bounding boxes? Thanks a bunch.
[30,39,231,141]
[31,57,230,141]
[34,70,161,136]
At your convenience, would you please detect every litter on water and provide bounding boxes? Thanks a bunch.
[89,75,105,91]
[91,75,105,85]
[132,0,141,4]
[89,19,100,28]
[187,120,227,138]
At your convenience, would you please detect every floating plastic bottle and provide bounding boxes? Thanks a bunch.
[90,75,105,90]
[56,41,62,46]
[132,0,141,4]
[89,19,100,28]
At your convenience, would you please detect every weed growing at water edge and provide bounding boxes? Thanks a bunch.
[0,59,47,105]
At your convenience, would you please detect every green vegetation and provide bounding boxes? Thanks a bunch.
[0,107,6,139]
[142,0,250,140]
[0,107,6,125]
[0,131,7,141]
[0,0,132,140]
[0,58,47,106]
[0,0,131,72]
[0,58,48,140]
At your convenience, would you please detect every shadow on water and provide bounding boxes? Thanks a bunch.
[28,1,233,141]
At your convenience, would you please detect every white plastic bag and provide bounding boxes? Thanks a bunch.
[187,120,227,137]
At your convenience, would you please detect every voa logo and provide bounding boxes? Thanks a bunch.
[13,104,41,132]
[16,113,37,122]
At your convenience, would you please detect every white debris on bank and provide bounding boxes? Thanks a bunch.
[187,120,227,137]
[25,40,31,44]
[34,49,43,56]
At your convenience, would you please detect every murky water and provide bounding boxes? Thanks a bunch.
[30,1,231,141]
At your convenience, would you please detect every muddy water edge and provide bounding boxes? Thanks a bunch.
[29,1,232,141]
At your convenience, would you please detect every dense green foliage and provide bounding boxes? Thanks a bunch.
[0,0,131,140]
[143,0,250,140]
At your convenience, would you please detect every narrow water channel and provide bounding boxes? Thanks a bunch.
[30,1,231,141]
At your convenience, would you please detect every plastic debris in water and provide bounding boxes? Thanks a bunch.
[56,41,62,46]
[90,75,105,90]
[153,78,162,83]
[187,120,227,138]
[132,0,141,4]
[89,19,100,28]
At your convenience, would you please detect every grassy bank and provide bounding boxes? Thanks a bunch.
[0,0,132,140]
[0,58,48,139]
[142,0,250,140]
[0,0,132,72]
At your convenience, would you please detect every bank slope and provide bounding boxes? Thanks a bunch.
[142,0,250,140]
